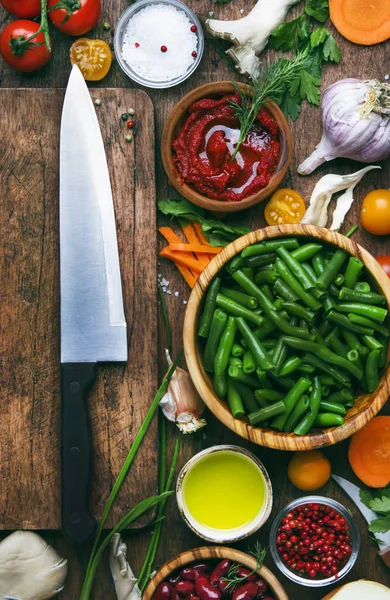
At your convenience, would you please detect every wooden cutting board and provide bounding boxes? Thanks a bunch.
[0,88,157,529]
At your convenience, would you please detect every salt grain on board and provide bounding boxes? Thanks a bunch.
[122,4,198,82]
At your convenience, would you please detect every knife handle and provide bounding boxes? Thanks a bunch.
[61,362,97,544]
[379,545,390,568]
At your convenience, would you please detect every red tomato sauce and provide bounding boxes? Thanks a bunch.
[172,94,280,202]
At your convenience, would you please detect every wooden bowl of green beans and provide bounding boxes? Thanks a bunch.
[183,224,390,451]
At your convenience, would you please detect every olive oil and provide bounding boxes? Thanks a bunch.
[183,451,266,531]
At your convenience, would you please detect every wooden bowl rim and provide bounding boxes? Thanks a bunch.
[142,546,289,600]
[183,224,390,451]
[161,81,292,213]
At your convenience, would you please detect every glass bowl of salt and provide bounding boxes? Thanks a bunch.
[114,0,204,89]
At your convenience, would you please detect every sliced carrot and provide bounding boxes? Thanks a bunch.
[159,227,199,287]
[181,223,210,268]
[160,247,204,274]
[329,0,390,45]
[193,222,212,247]
[348,416,390,487]
[175,266,198,288]
[158,226,184,245]
[168,243,223,254]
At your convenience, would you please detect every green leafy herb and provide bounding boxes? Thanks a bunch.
[369,514,390,534]
[221,542,267,589]
[158,198,250,246]
[268,15,305,51]
[370,496,390,514]
[305,0,329,22]
[322,33,341,62]
[359,483,390,538]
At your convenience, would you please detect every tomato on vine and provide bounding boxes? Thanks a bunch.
[0,0,41,18]
[48,0,101,36]
[0,20,51,72]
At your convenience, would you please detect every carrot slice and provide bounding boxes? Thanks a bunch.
[158,227,184,245]
[158,227,197,287]
[348,416,390,487]
[181,223,210,268]
[175,266,198,288]
[160,247,204,273]
[329,0,390,45]
[168,243,223,254]
[193,222,212,246]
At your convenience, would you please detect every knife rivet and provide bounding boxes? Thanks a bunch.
[70,446,81,457]
[94,98,101,107]
[70,381,80,393]
[70,512,81,524]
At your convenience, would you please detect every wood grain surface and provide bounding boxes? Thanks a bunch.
[0,88,158,529]
[0,0,389,598]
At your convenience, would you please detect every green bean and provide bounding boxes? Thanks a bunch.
[275,258,322,311]
[334,274,345,287]
[243,349,256,374]
[377,334,387,368]
[321,386,330,397]
[322,294,336,314]
[291,243,322,262]
[198,277,221,338]
[336,302,387,324]
[271,377,312,430]
[255,389,284,402]
[310,324,326,345]
[256,368,272,388]
[339,287,386,305]
[276,246,314,290]
[281,302,315,324]
[253,320,275,341]
[365,348,381,392]
[213,373,227,398]
[327,311,374,335]
[283,336,363,379]
[241,267,254,281]
[297,363,315,374]
[312,254,340,297]
[241,238,299,258]
[216,294,264,326]
[360,335,383,351]
[344,256,364,289]
[272,335,288,376]
[354,281,371,293]
[232,342,245,357]
[261,284,275,302]
[248,401,286,425]
[254,390,269,408]
[233,381,259,413]
[319,375,338,386]
[319,400,346,416]
[203,309,227,372]
[301,263,327,300]
[273,277,299,302]
[254,270,280,286]
[230,255,247,273]
[327,388,354,405]
[229,356,242,367]
[284,395,310,432]
[316,249,348,290]
[315,413,345,427]
[348,313,389,338]
[279,356,303,376]
[246,253,277,268]
[227,378,245,418]
[268,372,297,390]
[303,353,351,387]
[342,330,364,353]
[262,339,278,350]
[236,317,275,371]
[347,349,360,364]
[228,364,259,388]
[220,287,258,309]
[319,320,333,337]
[294,376,321,436]
[231,270,276,311]
[327,330,349,360]
[214,317,237,376]
[273,297,283,310]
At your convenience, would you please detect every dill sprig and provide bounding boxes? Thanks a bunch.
[221,542,267,589]
[229,48,311,160]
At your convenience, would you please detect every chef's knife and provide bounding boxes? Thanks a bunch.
[333,474,390,567]
[60,66,128,543]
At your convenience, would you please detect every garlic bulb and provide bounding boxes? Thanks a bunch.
[159,349,206,434]
[299,79,390,175]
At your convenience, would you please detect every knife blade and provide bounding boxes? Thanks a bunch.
[60,65,127,543]
[333,474,390,567]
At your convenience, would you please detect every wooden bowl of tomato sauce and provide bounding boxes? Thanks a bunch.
[143,546,288,600]
[161,81,292,213]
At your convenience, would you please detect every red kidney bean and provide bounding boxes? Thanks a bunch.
[217,579,231,596]
[181,568,200,581]
[232,582,259,600]
[171,592,181,600]
[195,574,222,600]
[188,596,200,600]
[210,560,231,585]
[176,581,195,597]
[255,580,268,594]
[192,563,210,573]
[154,582,172,600]
[169,575,181,584]
[236,567,257,582]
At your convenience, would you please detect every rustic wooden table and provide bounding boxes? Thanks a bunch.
[0,0,389,597]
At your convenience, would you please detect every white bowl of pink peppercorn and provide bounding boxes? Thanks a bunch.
[270,496,360,588]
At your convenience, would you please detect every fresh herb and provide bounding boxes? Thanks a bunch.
[214,0,233,4]
[345,224,358,238]
[158,198,251,246]
[360,483,390,536]
[158,285,172,353]
[305,0,329,22]
[229,48,312,158]
[221,542,267,589]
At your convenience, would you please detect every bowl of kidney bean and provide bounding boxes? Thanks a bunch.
[143,546,288,600]
[269,496,360,587]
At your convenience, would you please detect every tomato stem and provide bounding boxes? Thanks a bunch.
[23,0,51,53]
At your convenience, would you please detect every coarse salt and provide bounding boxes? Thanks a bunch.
[122,4,198,82]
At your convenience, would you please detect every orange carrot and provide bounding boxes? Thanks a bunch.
[175,266,198,288]
[193,222,212,246]
[158,227,198,287]
[168,243,223,254]
[158,227,185,245]
[348,416,390,487]
[329,0,390,46]
[181,223,210,268]
[160,247,204,274]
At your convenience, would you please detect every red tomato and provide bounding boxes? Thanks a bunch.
[48,0,101,36]
[0,20,51,72]
[0,0,40,18]
[377,256,390,278]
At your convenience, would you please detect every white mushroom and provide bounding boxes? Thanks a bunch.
[109,534,141,600]
[0,531,67,600]
[205,0,301,79]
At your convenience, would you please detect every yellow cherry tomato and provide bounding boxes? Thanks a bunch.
[70,38,112,81]
[264,188,306,226]
[360,189,390,236]
[288,450,331,491]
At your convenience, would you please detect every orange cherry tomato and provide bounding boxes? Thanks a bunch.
[288,450,331,491]
[377,256,390,278]
[360,189,390,236]
[264,188,306,226]
[69,38,111,81]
